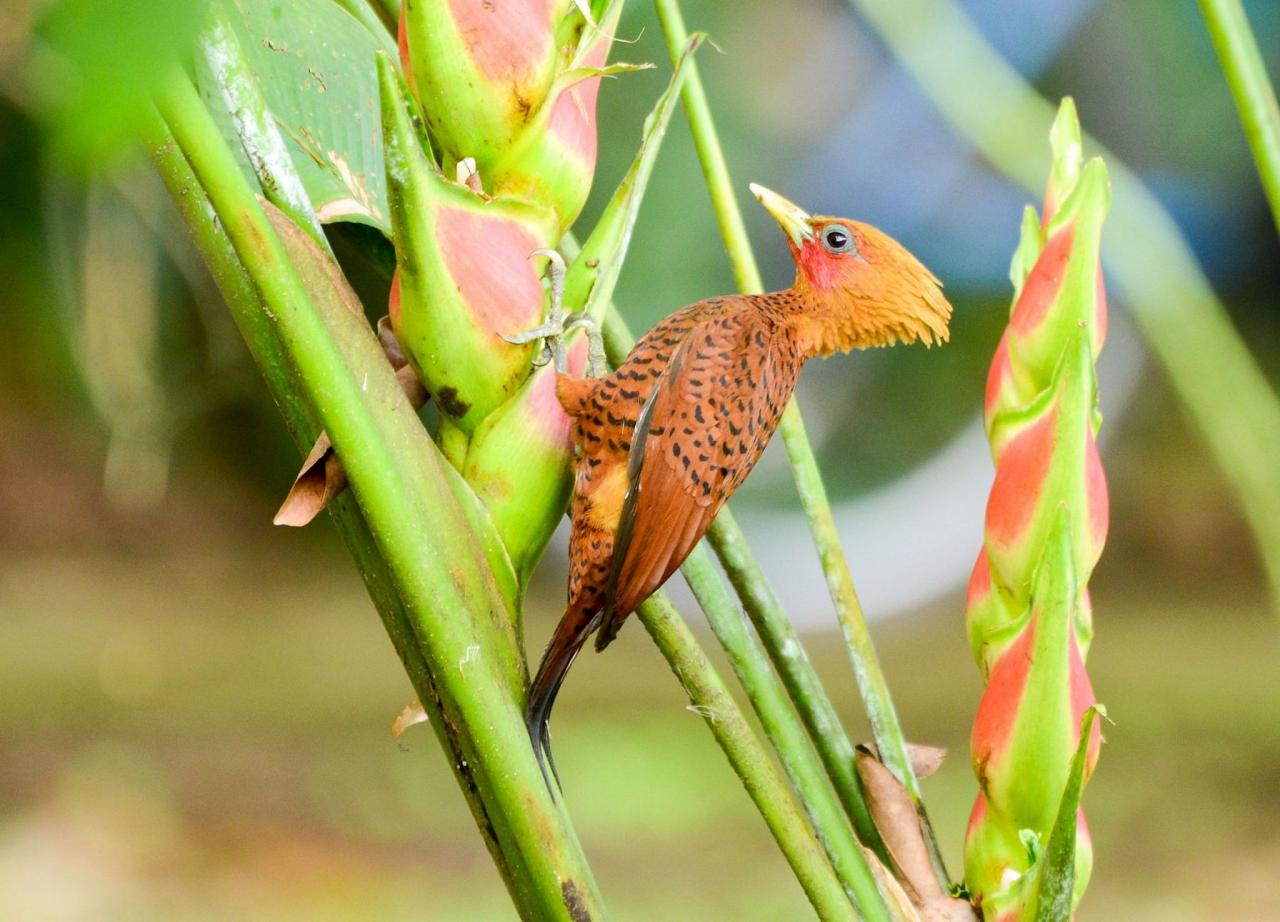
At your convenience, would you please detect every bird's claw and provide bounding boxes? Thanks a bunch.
[502,248,606,376]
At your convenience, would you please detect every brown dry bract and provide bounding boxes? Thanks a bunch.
[855,745,977,921]
[274,311,426,526]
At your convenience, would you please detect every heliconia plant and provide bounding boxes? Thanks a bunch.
[400,0,633,234]
[963,98,1109,920]
[381,6,693,588]
[380,0,670,586]
[147,0,1135,917]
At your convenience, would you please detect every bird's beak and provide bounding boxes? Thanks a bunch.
[750,183,813,247]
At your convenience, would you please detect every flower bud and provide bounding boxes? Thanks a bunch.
[487,5,626,231]
[381,55,561,433]
[964,99,1110,919]
[399,0,570,169]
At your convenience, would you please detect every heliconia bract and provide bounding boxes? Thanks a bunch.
[963,98,1110,921]
[400,0,622,233]
[376,3,634,590]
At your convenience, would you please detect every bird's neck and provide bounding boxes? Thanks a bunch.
[773,285,864,359]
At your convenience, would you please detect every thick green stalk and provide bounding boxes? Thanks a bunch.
[652,0,945,879]
[147,121,518,885]
[634,592,860,922]
[679,546,890,921]
[1198,0,1280,236]
[154,73,606,921]
[846,0,1280,614]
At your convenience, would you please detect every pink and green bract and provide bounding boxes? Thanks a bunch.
[963,99,1111,921]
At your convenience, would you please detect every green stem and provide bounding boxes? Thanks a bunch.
[781,408,948,888]
[147,118,518,885]
[705,512,884,854]
[652,0,946,880]
[634,592,860,922]
[1198,0,1280,236]
[846,0,1280,614]
[680,546,890,920]
[154,72,606,921]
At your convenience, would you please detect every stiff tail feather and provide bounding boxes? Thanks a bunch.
[526,606,601,792]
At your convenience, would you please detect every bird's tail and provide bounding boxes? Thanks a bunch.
[526,604,601,792]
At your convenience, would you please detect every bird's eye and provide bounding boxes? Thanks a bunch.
[821,225,855,254]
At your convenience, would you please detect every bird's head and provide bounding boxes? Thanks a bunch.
[751,183,952,354]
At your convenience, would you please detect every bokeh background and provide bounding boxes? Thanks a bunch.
[2,0,1279,919]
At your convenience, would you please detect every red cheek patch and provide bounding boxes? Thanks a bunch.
[797,240,844,290]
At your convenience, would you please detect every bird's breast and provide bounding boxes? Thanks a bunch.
[581,459,628,533]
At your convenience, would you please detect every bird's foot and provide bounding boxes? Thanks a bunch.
[502,248,606,377]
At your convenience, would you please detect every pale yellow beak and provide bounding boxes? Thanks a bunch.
[750,183,813,247]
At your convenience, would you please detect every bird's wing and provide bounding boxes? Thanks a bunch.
[597,312,801,646]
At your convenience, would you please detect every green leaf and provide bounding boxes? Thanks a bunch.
[1029,706,1103,921]
[1008,204,1043,301]
[195,0,391,232]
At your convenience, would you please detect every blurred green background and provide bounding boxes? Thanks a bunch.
[2,0,1279,919]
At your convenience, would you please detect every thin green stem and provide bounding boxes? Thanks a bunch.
[1198,0,1280,236]
[154,72,606,921]
[846,0,1280,614]
[652,0,946,880]
[680,546,889,921]
[634,592,860,922]
[704,512,884,854]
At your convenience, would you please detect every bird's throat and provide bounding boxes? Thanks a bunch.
[784,287,869,358]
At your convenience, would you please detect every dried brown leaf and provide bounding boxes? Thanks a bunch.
[857,746,939,903]
[856,746,977,921]
[907,742,947,780]
[273,327,426,527]
[920,898,979,921]
[274,433,347,527]
[377,315,408,370]
[392,699,429,737]
[861,845,921,922]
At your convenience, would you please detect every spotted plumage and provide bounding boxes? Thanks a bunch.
[526,186,953,781]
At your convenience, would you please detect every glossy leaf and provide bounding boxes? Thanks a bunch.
[195,0,391,231]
